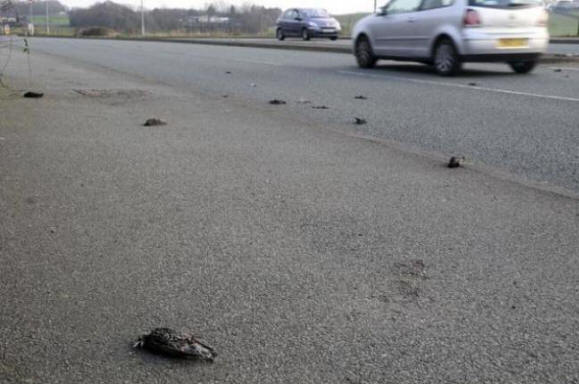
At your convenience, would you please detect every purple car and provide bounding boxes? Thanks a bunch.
[276,8,342,41]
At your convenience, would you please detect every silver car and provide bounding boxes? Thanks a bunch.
[352,0,549,75]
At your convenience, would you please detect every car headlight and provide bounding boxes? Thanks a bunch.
[308,21,319,28]
[329,20,341,30]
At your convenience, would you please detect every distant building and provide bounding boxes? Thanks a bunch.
[187,15,230,25]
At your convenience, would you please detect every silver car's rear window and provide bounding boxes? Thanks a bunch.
[468,0,542,8]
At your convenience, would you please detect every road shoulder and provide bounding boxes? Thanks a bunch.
[1,49,578,384]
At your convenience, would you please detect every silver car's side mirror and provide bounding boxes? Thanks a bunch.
[377,6,388,16]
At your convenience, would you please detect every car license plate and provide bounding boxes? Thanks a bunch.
[497,38,528,48]
[322,28,334,32]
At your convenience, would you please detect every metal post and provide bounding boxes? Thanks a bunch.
[374,0,377,13]
[140,0,145,36]
[28,0,32,36]
[45,0,49,34]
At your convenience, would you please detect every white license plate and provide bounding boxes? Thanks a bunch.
[322,28,335,32]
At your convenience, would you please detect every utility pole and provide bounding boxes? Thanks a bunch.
[140,0,145,36]
[45,0,49,34]
[374,0,377,13]
[28,0,32,35]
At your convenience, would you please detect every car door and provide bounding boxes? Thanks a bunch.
[279,10,290,34]
[370,0,424,57]
[286,9,301,36]
[293,9,307,35]
[280,10,295,35]
[411,0,455,58]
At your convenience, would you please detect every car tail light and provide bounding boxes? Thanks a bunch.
[537,10,548,27]
[464,9,481,27]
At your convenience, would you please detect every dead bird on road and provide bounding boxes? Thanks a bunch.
[143,118,167,127]
[23,91,44,98]
[134,328,217,361]
[448,156,465,168]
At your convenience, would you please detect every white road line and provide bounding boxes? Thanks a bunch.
[338,70,579,103]
[549,66,579,72]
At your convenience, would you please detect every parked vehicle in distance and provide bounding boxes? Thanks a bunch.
[551,0,579,10]
[276,8,342,41]
[352,0,549,76]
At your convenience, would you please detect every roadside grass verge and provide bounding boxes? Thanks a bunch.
[549,11,579,36]
[29,14,70,26]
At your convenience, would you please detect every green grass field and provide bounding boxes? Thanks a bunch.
[335,11,578,37]
[335,13,370,36]
[30,14,69,26]
[549,11,579,36]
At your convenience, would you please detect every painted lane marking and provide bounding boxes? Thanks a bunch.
[338,70,579,103]
[549,66,579,72]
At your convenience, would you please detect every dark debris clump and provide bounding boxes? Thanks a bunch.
[134,328,217,362]
[448,156,465,168]
[23,91,44,98]
[143,118,167,127]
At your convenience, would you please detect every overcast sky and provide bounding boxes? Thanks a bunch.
[58,0,378,15]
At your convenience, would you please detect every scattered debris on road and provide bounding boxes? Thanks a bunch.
[297,98,311,104]
[250,83,257,88]
[468,82,478,87]
[371,260,428,304]
[394,259,426,279]
[393,259,427,300]
[134,328,217,361]
[353,117,367,125]
[23,91,44,98]
[225,71,232,74]
[222,94,229,98]
[269,99,287,105]
[553,68,562,73]
[448,156,465,168]
[312,105,329,110]
[143,118,167,127]
[73,89,150,100]
[25,197,36,205]
[354,95,368,100]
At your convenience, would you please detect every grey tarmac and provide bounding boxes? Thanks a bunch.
[0,41,577,384]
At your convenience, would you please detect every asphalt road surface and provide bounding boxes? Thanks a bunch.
[28,38,579,194]
[0,40,578,384]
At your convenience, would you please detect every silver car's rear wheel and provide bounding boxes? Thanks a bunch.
[509,60,537,74]
[433,39,461,76]
[355,37,377,69]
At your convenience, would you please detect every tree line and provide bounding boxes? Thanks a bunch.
[69,1,282,34]
[1,1,66,21]
[13,1,66,16]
